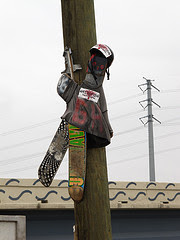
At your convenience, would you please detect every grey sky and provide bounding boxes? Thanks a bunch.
[0,0,180,183]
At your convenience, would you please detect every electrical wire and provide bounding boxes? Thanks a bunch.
[1,122,180,153]
[0,142,180,175]
[161,89,180,94]
[0,135,52,151]
[110,110,143,121]
[108,146,180,166]
[163,123,180,126]
[3,145,180,174]
[113,126,143,136]
[0,164,68,175]
[0,157,68,174]
[110,105,180,122]
[0,118,60,137]
[163,117,180,123]
[157,106,180,111]
[108,130,180,152]
[108,93,142,105]
[1,128,180,166]
[108,88,180,106]
[0,152,45,166]
[0,153,68,167]
[1,145,180,174]
[113,117,180,136]
[0,108,143,137]
[0,88,179,137]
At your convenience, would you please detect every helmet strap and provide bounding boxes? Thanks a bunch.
[106,68,110,80]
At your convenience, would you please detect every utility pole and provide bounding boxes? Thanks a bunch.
[61,1,112,239]
[138,77,161,182]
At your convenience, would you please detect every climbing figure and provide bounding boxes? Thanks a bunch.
[38,44,114,201]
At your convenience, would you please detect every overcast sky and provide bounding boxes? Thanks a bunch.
[0,0,180,183]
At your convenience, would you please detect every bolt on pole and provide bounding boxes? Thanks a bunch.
[138,77,161,182]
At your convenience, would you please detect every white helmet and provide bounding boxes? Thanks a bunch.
[90,44,114,68]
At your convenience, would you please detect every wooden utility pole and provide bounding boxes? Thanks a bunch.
[61,1,112,239]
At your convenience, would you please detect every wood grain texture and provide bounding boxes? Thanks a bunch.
[61,0,112,239]
[74,147,112,240]
[61,0,97,84]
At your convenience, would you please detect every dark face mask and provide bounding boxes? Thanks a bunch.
[84,54,108,88]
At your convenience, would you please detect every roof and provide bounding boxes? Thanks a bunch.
[0,178,180,210]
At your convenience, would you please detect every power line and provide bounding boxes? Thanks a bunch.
[108,146,180,166]
[110,110,143,121]
[109,139,146,151]
[0,165,40,174]
[0,163,68,175]
[155,131,180,140]
[108,88,180,106]
[0,151,68,170]
[1,129,179,164]
[0,109,144,138]
[113,117,180,139]
[3,145,180,174]
[0,96,142,137]
[157,105,180,111]
[0,156,68,174]
[1,123,180,153]
[163,117,180,123]
[110,106,180,122]
[0,105,179,139]
[1,145,180,174]
[0,118,59,137]
[161,89,180,94]
[163,123,180,126]
[0,150,68,167]
[108,93,142,105]
[0,110,142,137]
[113,126,143,136]
[113,117,180,136]
[1,112,180,153]
[0,152,45,166]
[108,130,180,152]
[0,135,52,151]
[0,88,180,137]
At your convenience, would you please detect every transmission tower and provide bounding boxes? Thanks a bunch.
[138,77,161,182]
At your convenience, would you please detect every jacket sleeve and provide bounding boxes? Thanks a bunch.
[57,74,78,103]
[98,87,113,137]
[102,110,113,137]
